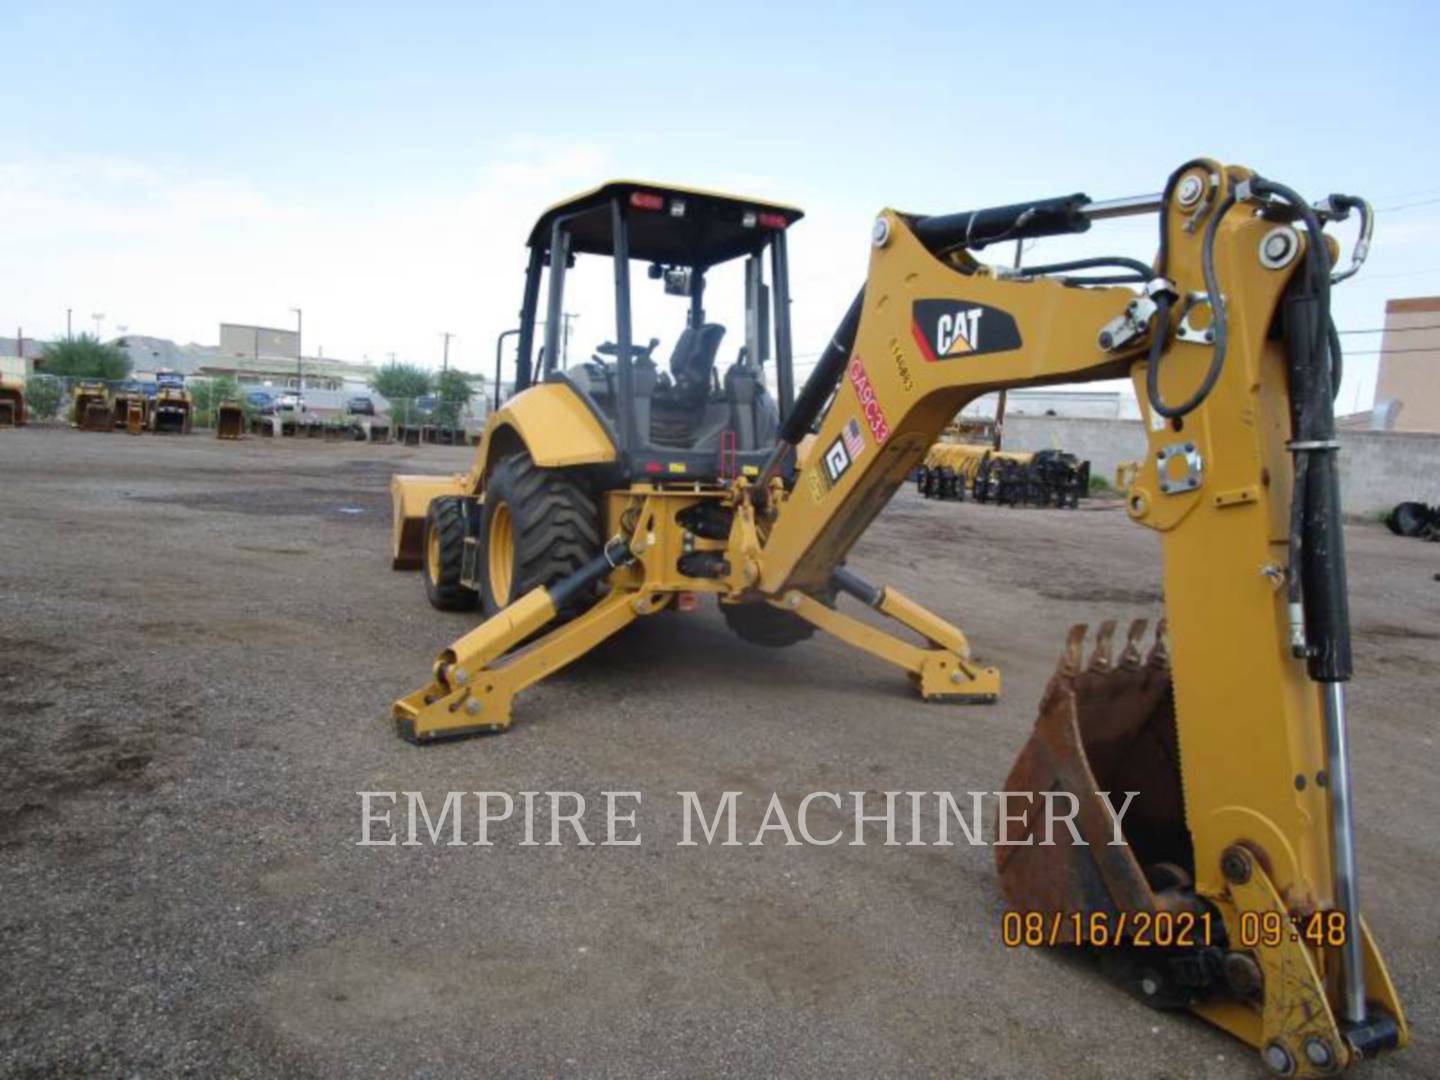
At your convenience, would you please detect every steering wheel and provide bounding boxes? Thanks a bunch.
[595,338,659,362]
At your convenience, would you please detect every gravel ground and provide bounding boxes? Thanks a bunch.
[1,426,1436,1079]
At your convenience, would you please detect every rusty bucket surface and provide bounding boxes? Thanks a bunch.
[997,620,1193,934]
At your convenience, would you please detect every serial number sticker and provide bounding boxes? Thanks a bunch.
[1002,910,1215,949]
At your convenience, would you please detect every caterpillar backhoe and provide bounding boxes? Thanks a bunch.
[389,160,1404,1073]
[150,371,192,434]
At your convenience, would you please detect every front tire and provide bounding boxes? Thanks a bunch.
[479,451,600,618]
[423,496,479,611]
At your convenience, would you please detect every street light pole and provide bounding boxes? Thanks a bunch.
[66,309,72,340]
[441,332,453,372]
[290,307,303,391]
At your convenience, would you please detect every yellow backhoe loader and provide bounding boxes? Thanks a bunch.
[71,381,113,431]
[389,161,1403,1072]
[150,371,192,434]
[0,375,25,427]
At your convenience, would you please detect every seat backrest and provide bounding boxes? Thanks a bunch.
[667,323,726,397]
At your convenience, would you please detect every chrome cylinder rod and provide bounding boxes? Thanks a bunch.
[1324,681,1368,1025]
[1080,192,1164,220]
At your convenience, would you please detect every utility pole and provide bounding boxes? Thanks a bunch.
[290,307,303,390]
[92,312,105,339]
[441,331,453,372]
[561,312,577,365]
[66,309,72,340]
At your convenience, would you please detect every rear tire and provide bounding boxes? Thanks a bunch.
[721,587,837,648]
[722,601,816,647]
[424,496,479,611]
[480,451,600,619]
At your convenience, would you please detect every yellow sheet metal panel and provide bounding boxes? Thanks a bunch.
[474,383,616,478]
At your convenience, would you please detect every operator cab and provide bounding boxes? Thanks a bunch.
[509,182,803,482]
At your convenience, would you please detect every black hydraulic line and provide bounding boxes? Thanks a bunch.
[1016,255,1155,279]
[1327,315,1344,398]
[831,566,882,608]
[911,193,1092,254]
[549,537,634,610]
[1146,188,1237,419]
[778,288,864,445]
[1257,175,1350,684]
[1056,274,1149,286]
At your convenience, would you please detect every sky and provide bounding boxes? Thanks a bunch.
[4,1,1438,412]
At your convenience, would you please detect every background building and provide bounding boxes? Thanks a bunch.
[1373,296,1440,431]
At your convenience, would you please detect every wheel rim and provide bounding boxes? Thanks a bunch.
[488,502,514,606]
[426,522,441,586]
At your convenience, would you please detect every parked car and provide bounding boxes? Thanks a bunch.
[276,392,306,412]
[347,395,376,416]
[246,390,275,414]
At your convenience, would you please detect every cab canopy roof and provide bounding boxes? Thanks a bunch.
[526,181,803,267]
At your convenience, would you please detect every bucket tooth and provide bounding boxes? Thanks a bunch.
[1062,623,1088,677]
[1120,618,1148,667]
[998,614,1193,936]
[1147,618,1170,671]
[1088,619,1118,672]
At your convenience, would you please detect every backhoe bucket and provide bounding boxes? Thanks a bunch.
[0,386,24,427]
[997,620,1194,935]
[81,400,113,432]
[216,403,245,440]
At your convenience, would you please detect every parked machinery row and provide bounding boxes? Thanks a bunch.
[916,442,1090,508]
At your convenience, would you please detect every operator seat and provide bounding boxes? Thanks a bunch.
[667,324,726,410]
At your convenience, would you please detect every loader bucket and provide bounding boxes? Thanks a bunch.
[390,474,467,570]
[0,386,24,427]
[81,400,114,432]
[997,620,1194,933]
[216,403,245,440]
[152,400,192,434]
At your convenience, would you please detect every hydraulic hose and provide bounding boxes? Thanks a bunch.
[1014,255,1155,280]
[1255,173,1367,1029]
[755,288,865,492]
[1146,188,1237,419]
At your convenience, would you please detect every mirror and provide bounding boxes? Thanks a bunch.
[663,267,692,296]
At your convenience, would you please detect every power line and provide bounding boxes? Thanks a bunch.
[1378,196,1440,212]
[1342,346,1439,357]
[1337,323,1440,335]
[1374,185,1440,203]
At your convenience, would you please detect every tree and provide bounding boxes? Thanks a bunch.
[190,376,241,427]
[40,334,132,381]
[370,361,431,426]
[23,374,63,420]
[432,369,474,429]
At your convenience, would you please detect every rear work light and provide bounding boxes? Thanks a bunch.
[630,191,665,211]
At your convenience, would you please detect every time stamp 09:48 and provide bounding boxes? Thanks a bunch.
[1001,909,1350,949]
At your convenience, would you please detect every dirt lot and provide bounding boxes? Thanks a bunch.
[1,427,1436,1079]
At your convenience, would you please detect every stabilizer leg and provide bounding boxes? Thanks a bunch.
[775,574,1000,702]
[393,538,649,742]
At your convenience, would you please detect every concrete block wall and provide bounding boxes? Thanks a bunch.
[1002,416,1440,516]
